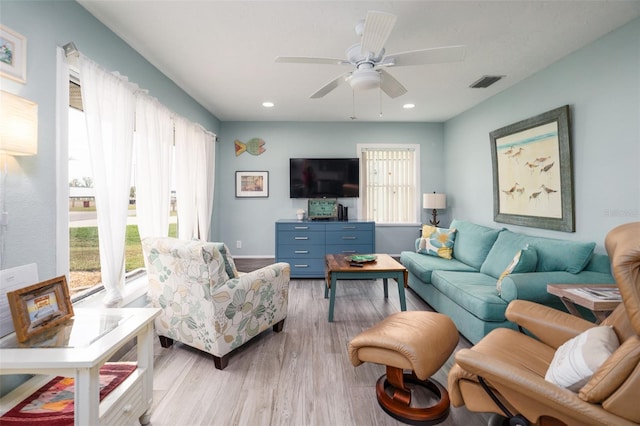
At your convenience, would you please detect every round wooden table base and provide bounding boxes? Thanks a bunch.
[376,370,450,425]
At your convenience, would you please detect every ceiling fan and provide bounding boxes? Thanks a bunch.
[275,11,466,99]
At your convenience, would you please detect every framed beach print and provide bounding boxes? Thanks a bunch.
[490,105,575,232]
[0,25,27,83]
[7,276,74,343]
[235,171,269,198]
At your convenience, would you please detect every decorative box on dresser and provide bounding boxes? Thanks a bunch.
[275,220,375,278]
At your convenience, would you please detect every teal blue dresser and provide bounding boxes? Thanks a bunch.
[275,220,375,278]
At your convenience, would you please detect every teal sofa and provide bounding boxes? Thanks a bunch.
[399,220,615,344]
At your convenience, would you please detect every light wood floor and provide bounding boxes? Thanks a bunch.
[128,275,491,426]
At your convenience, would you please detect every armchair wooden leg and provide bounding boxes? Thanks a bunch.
[213,354,229,370]
[158,336,174,348]
[273,318,286,333]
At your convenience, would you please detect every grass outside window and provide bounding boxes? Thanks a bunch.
[69,223,177,294]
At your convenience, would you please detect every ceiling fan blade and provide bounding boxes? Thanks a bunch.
[383,45,466,67]
[310,73,350,99]
[379,69,407,98]
[361,11,397,56]
[275,56,348,65]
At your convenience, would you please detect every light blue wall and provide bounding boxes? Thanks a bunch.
[215,122,445,256]
[443,18,640,252]
[0,1,220,277]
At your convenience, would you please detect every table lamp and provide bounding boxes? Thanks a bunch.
[423,192,446,226]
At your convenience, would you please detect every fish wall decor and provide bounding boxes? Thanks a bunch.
[235,138,266,156]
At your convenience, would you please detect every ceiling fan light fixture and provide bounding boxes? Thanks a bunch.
[403,103,415,109]
[348,68,380,91]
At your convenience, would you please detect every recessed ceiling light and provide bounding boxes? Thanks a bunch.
[262,101,274,108]
[403,103,415,109]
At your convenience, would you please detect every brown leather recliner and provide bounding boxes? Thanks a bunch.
[448,222,640,426]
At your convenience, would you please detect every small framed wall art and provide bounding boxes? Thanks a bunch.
[7,276,74,342]
[235,171,269,198]
[0,25,27,83]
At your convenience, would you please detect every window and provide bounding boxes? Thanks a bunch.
[68,94,102,295]
[67,80,177,298]
[358,144,420,224]
[58,52,214,303]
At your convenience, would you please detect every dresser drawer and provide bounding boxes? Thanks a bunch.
[280,258,325,277]
[277,244,325,258]
[277,223,325,232]
[278,230,325,245]
[325,230,373,245]
[326,244,374,256]
[325,222,374,232]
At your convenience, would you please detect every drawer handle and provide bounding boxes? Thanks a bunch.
[294,264,309,268]
[294,226,309,229]
[294,236,309,240]
[342,236,357,240]
[342,250,357,253]
[342,226,357,229]
[294,250,309,254]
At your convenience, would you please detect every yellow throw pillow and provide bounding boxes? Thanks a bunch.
[415,225,457,260]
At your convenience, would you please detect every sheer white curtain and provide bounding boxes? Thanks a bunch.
[55,47,70,277]
[174,116,198,240]
[78,55,137,307]
[196,131,216,239]
[135,95,174,240]
[174,116,216,240]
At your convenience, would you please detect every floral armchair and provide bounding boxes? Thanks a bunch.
[142,237,290,369]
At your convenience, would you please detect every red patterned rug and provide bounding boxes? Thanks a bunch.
[0,362,136,425]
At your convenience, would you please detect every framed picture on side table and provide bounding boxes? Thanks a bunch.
[7,276,74,342]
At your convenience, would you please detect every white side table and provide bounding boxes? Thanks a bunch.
[0,307,160,425]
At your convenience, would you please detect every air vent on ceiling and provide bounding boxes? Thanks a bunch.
[470,75,505,88]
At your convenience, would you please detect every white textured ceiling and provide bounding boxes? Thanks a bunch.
[77,1,640,122]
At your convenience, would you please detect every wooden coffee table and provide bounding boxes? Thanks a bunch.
[324,253,408,322]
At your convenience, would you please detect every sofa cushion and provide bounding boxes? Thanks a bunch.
[527,235,596,274]
[449,220,502,269]
[431,271,507,322]
[400,251,476,284]
[496,245,538,296]
[479,229,596,275]
[481,231,537,278]
[416,225,457,259]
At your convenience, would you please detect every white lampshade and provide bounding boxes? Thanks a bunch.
[423,193,446,210]
[0,90,38,156]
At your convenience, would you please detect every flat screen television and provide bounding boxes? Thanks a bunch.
[289,158,359,198]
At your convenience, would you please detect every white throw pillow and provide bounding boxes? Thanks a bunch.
[545,326,620,392]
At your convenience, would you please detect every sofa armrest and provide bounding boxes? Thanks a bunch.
[500,271,615,304]
[506,300,594,348]
[215,262,290,297]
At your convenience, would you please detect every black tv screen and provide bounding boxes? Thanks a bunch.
[289,158,360,198]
